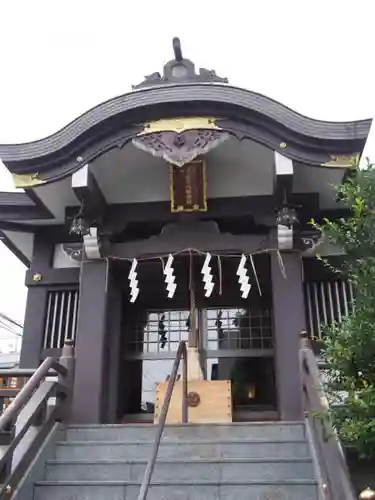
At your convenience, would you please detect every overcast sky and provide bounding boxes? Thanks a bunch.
[0,0,374,348]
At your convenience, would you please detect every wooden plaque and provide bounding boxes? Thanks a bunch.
[154,380,232,424]
[170,159,207,212]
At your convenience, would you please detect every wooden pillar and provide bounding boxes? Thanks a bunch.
[19,234,53,368]
[105,274,122,423]
[71,260,109,424]
[271,251,304,421]
[188,263,203,380]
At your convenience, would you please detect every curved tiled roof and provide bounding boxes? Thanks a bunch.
[0,83,371,164]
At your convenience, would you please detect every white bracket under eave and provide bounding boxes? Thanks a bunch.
[277,225,294,250]
[83,227,102,259]
[274,151,294,176]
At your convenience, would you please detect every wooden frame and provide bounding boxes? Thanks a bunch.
[155,380,232,424]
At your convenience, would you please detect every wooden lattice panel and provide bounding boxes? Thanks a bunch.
[154,380,232,424]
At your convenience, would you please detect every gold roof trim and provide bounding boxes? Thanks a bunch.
[12,173,45,188]
[138,117,220,135]
[321,154,359,168]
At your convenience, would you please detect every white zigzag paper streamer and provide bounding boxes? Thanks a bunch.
[164,254,177,299]
[128,258,139,303]
[236,254,251,299]
[201,252,214,297]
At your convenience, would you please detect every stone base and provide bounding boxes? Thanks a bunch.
[154,379,232,424]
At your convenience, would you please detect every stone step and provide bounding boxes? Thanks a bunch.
[34,480,319,500]
[45,457,315,482]
[65,422,306,443]
[54,439,310,461]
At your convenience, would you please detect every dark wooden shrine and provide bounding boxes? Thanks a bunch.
[0,38,372,425]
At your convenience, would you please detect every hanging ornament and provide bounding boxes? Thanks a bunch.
[164,254,177,298]
[128,258,139,303]
[215,310,224,342]
[158,313,167,349]
[236,254,251,299]
[201,252,214,297]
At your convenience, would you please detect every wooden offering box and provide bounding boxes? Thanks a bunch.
[154,379,232,424]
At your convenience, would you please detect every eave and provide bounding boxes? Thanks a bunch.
[0,84,371,185]
[0,191,54,267]
[0,192,52,221]
[0,231,30,267]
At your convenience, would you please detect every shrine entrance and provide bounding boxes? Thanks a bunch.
[115,254,278,423]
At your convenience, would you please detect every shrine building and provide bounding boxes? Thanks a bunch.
[0,38,372,425]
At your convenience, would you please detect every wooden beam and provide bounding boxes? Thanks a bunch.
[65,194,320,230]
[0,191,51,221]
[0,221,37,233]
[110,224,267,259]
[25,268,80,287]
[0,205,48,221]
[71,164,107,216]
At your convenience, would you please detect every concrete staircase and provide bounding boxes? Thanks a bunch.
[33,422,319,500]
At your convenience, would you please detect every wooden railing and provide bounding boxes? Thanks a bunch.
[299,331,356,500]
[0,340,74,499]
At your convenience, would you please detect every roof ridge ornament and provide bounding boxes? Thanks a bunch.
[132,37,228,89]
[173,37,183,61]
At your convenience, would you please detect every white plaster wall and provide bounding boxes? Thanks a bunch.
[23,138,345,216]
[293,163,344,210]
[91,138,274,203]
[206,139,273,198]
[33,178,77,222]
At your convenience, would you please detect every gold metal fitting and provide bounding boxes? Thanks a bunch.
[359,487,375,500]
[5,484,12,495]
[32,273,42,282]
[279,141,287,149]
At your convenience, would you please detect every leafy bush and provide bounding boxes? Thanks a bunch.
[313,161,375,459]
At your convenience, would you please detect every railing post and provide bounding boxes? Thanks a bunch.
[138,341,186,500]
[182,343,188,424]
[300,330,310,350]
[57,339,75,422]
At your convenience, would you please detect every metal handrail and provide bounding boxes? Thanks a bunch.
[0,357,62,430]
[0,341,74,499]
[299,332,357,500]
[137,340,188,500]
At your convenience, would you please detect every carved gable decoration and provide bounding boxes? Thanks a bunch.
[132,117,228,167]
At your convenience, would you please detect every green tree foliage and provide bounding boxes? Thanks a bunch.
[313,161,375,459]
